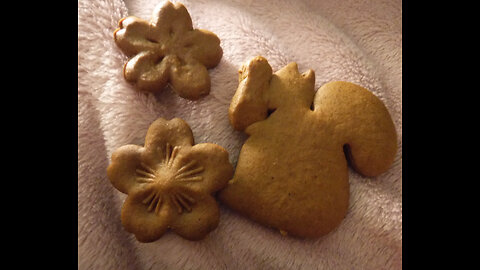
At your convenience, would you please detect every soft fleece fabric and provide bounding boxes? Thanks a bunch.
[78,0,402,269]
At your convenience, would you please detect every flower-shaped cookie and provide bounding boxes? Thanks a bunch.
[113,1,223,100]
[107,118,233,242]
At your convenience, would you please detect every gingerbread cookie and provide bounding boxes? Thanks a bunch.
[107,118,233,242]
[113,1,223,100]
[219,56,397,238]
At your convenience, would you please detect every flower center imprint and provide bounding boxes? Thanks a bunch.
[135,143,204,215]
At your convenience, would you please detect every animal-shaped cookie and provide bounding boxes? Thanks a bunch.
[113,1,222,100]
[107,118,233,242]
[219,56,397,238]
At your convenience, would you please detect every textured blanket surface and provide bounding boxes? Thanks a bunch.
[78,0,402,269]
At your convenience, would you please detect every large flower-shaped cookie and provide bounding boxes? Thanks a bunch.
[113,1,223,100]
[107,118,233,242]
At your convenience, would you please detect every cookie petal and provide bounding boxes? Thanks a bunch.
[123,51,172,92]
[121,188,174,242]
[143,118,195,165]
[169,59,210,100]
[173,143,233,194]
[182,29,222,69]
[150,1,193,36]
[170,195,220,240]
[107,145,144,194]
[114,16,159,57]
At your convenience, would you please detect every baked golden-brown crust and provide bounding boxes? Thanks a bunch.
[107,118,233,242]
[219,56,397,238]
[113,1,223,100]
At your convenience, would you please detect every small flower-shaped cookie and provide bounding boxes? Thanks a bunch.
[113,1,223,100]
[107,118,233,242]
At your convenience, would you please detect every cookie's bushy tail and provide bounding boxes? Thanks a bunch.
[313,81,397,177]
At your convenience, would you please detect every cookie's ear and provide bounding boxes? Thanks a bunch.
[313,81,397,177]
[229,56,273,131]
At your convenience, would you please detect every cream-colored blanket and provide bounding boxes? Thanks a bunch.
[78,0,402,269]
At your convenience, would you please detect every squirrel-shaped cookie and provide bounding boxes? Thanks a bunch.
[219,56,397,238]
